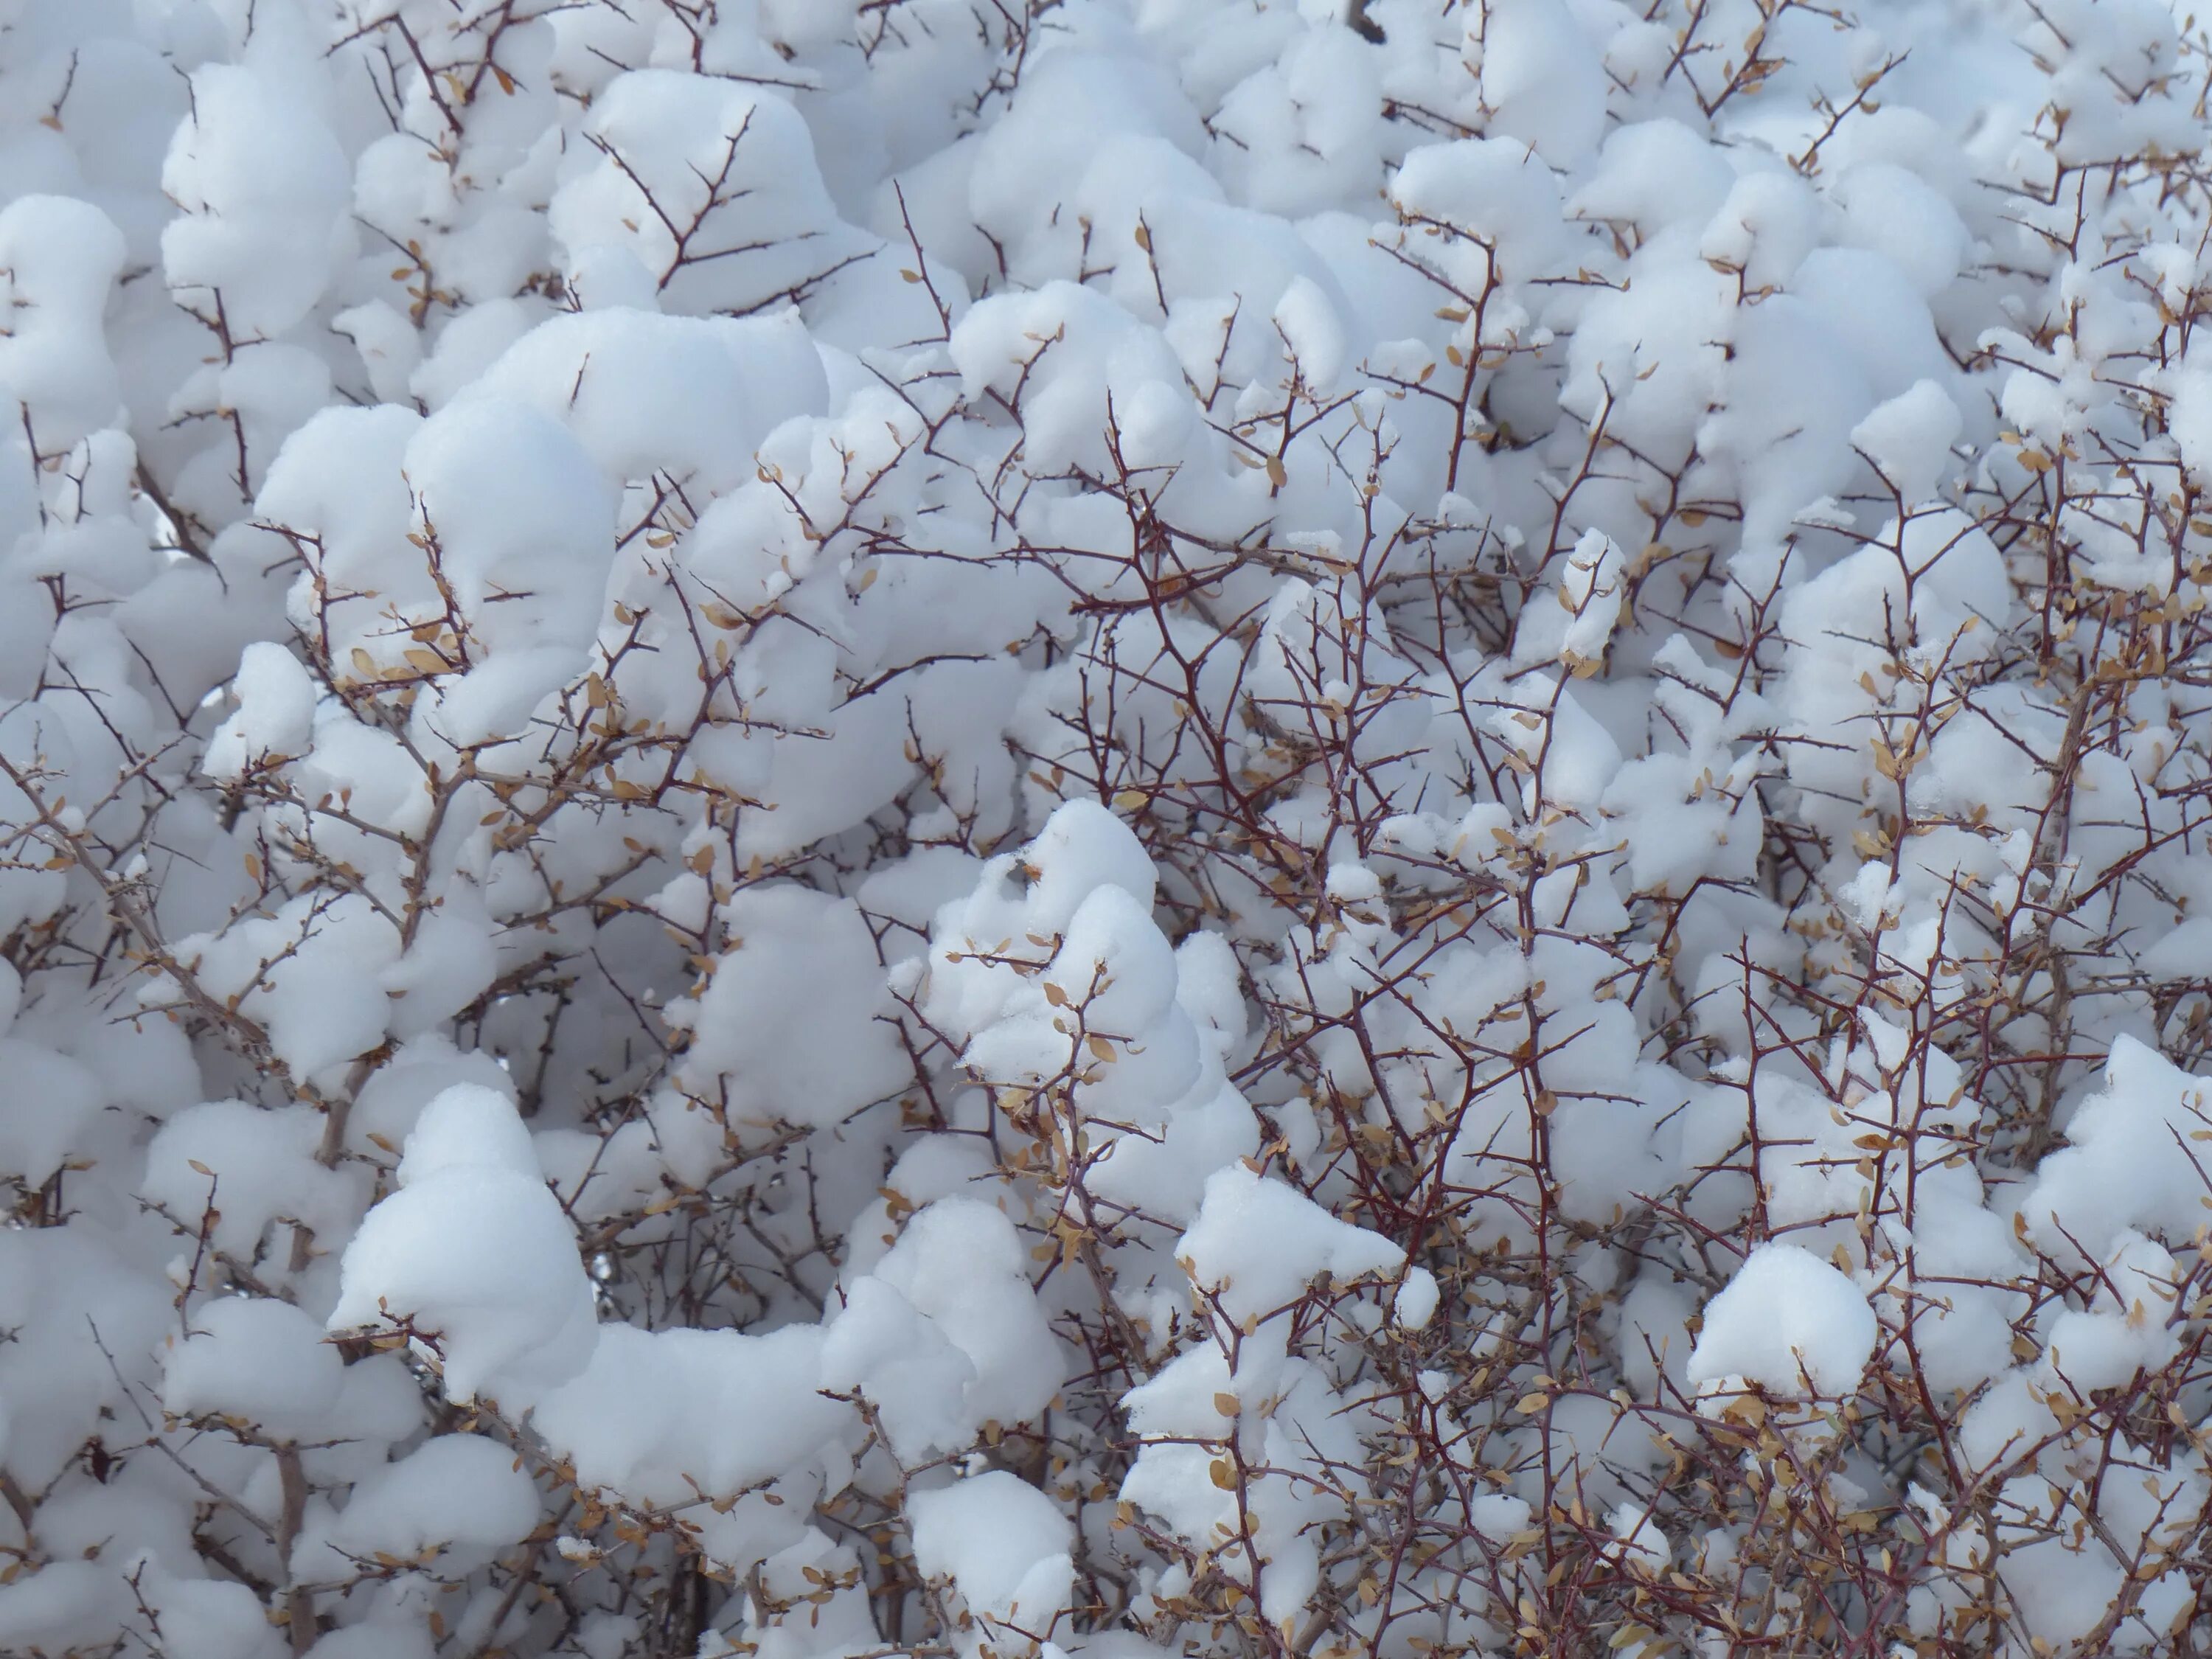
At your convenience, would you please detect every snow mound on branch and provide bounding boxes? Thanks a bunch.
[821,1197,1062,1458]
[910,1471,1074,1654]
[327,1085,598,1404]
[1177,1162,1405,1324]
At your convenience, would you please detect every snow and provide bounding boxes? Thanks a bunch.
[160,65,350,338]
[1177,1164,1405,1325]
[402,399,617,656]
[822,1197,1062,1458]
[549,71,866,316]
[167,894,403,1079]
[1852,380,1964,506]
[313,1433,541,1562]
[2021,1036,2212,1263]
[203,641,317,779]
[2171,351,2212,483]
[0,1035,104,1190]
[655,885,910,1162]
[461,308,830,498]
[1688,1243,1878,1399]
[111,1563,286,1659]
[1477,0,1607,165]
[526,1321,847,1512]
[1394,1266,1440,1330]
[0,195,128,449]
[1607,1503,1671,1577]
[327,1085,598,1405]
[163,1295,343,1441]
[908,1471,1074,1646]
[142,1099,361,1259]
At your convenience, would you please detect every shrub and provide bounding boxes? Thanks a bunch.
[1,1,2211,1656]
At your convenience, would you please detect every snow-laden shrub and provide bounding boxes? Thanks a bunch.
[4,1,2212,1656]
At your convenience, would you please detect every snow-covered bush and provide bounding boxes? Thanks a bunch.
[6,0,2212,1655]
